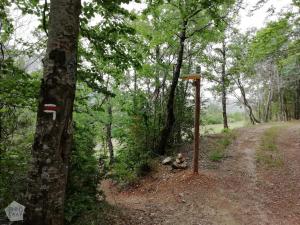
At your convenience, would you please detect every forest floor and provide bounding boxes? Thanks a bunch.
[101,121,300,225]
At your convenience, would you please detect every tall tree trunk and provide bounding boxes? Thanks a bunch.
[283,94,289,120]
[25,1,81,224]
[133,69,137,108]
[156,20,187,155]
[265,67,273,122]
[236,78,260,125]
[221,40,228,129]
[106,100,114,165]
[276,68,285,121]
[153,45,161,149]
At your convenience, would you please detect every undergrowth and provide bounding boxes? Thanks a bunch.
[256,126,284,168]
[209,128,237,162]
[72,202,130,225]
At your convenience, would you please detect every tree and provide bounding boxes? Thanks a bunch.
[204,37,231,129]
[155,0,235,155]
[229,31,261,124]
[25,0,81,224]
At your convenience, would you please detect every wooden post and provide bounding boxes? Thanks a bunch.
[193,78,200,174]
[181,71,201,174]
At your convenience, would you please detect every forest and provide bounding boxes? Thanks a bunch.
[0,0,300,225]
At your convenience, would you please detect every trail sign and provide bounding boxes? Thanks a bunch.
[43,103,60,120]
[180,67,201,174]
[4,201,25,222]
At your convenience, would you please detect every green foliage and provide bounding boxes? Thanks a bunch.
[0,55,39,212]
[248,18,291,63]
[202,104,222,125]
[65,86,100,223]
[228,112,244,123]
[0,109,35,211]
[111,91,154,185]
[202,104,244,125]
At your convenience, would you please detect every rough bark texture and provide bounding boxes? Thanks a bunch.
[156,20,187,155]
[221,40,228,129]
[25,0,81,224]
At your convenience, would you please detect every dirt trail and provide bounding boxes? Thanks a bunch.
[102,122,300,225]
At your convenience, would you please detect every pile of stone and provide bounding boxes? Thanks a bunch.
[161,153,187,169]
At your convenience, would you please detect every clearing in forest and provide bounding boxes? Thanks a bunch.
[102,122,300,225]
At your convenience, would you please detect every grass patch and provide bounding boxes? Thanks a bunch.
[203,121,245,134]
[208,129,237,162]
[256,126,284,168]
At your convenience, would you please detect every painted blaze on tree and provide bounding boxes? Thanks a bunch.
[25,0,81,225]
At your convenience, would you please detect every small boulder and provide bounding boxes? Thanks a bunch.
[172,161,188,169]
[176,158,184,164]
[162,156,172,165]
[177,153,183,160]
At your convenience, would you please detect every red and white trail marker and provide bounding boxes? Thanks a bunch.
[43,104,59,120]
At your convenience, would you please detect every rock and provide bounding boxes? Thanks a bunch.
[177,153,183,160]
[162,156,172,165]
[172,161,188,169]
[96,194,105,202]
[176,158,184,164]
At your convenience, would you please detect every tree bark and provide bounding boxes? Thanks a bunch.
[25,1,81,224]
[156,20,187,155]
[221,40,228,129]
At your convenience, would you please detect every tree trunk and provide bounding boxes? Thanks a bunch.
[193,79,201,174]
[236,78,260,125]
[156,20,187,155]
[106,100,114,165]
[153,45,161,149]
[25,1,81,224]
[283,94,289,120]
[265,67,273,122]
[221,40,228,129]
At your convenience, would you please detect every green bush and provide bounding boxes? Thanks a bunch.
[111,92,154,185]
[228,112,244,122]
[65,112,100,224]
[0,110,34,211]
[209,149,225,161]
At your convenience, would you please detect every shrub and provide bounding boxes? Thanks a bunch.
[65,112,100,224]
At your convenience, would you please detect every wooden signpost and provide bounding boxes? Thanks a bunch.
[181,67,201,174]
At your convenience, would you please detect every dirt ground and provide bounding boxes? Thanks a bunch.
[101,122,300,225]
